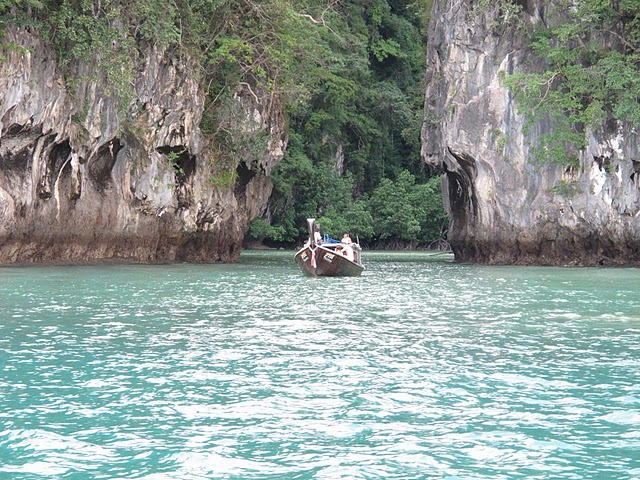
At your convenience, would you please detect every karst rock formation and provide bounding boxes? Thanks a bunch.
[0,27,285,264]
[422,0,640,266]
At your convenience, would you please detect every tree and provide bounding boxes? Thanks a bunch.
[368,171,447,244]
[2,0,447,247]
[411,176,448,242]
[264,0,446,247]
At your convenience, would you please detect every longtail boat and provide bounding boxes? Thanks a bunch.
[294,218,365,277]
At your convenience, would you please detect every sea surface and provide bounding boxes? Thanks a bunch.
[1,251,639,479]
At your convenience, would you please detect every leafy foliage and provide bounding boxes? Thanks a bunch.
[1,0,448,247]
[469,0,525,32]
[503,0,640,165]
[248,218,287,242]
[549,179,582,198]
[370,172,421,241]
[369,171,446,243]
[265,0,448,246]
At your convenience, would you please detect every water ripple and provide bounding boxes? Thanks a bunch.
[1,253,639,478]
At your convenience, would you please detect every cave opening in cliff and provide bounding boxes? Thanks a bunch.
[0,126,47,172]
[446,171,471,225]
[1,141,34,172]
[444,149,477,230]
[156,146,195,187]
[234,162,256,200]
[630,159,640,182]
[36,140,72,200]
[50,140,72,166]
[89,139,123,193]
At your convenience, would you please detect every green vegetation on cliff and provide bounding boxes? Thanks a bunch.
[503,0,640,166]
[1,0,446,247]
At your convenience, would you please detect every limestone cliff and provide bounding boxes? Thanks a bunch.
[422,0,640,266]
[0,27,286,264]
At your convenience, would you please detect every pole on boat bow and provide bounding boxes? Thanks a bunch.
[307,218,316,248]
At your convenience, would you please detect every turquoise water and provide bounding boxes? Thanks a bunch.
[1,251,639,479]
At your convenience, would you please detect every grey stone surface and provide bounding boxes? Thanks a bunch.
[422,0,640,265]
[0,28,285,264]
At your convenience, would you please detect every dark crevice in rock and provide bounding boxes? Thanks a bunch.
[631,160,640,182]
[37,139,71,200]
[446,171,473,225]
[443,148,480,263]
[594,155,612,171]
[5,123,24,135]
[156,146,195,185]
[89,138,122,193]
[157,145,196,208]
[445,148,478,222]
[234,162,256,203]
[0,126,44,172]
[1,142,34,172]
[515,0,534,16]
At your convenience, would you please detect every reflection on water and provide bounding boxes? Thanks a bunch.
[1,251,639,479]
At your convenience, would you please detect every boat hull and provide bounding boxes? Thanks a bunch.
[295,245,364,277]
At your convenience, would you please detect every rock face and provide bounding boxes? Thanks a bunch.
[0,28,286,264]
[422,0,640,266]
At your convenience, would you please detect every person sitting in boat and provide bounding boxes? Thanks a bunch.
[341,231,353,244]
[336,239,355,261]
[314,225,323,245]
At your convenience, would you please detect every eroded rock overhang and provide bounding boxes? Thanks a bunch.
[421,0,640,266]
[0,28,286,264]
